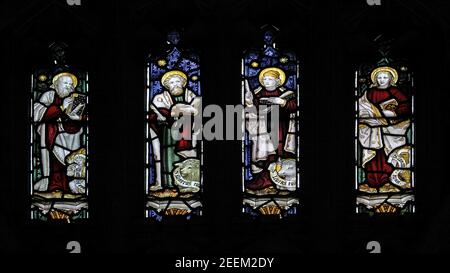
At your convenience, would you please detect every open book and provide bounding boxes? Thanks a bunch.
[66,93,87,116]
[259,90,295,105]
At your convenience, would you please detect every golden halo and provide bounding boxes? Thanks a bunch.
[370,66,398,86]
[52,72,78,88]
[258,67,286,86]
[161,70,187,88]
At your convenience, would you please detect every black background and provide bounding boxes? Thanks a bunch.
[1,0,450,259]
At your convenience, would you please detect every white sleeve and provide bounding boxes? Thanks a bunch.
[152,93,170,109]
[33,91,55,122]
[186,89,197,104]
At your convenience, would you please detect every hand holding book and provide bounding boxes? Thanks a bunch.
[64,93,86,120]
[380,98,398,112]
[259,91,295,106]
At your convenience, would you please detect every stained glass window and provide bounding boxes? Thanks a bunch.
[355,44,415,214]
[145,31,203,220]
[242,27,300,217]
[30,42,89,222]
